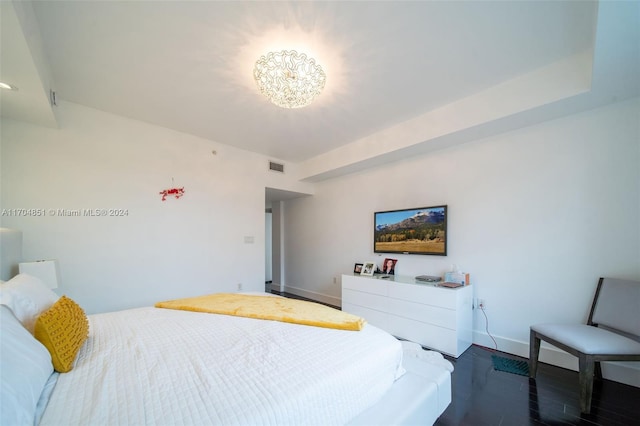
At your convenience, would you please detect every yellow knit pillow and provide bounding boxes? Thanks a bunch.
[34,295,89,373]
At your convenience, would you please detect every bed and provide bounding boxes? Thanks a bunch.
[1,274,453,425]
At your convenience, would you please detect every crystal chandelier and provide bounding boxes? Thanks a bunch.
[253,50,326,108]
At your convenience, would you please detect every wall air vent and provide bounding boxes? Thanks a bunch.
[269,161,285,173]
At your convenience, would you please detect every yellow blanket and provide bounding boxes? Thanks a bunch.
[155,293,366,331]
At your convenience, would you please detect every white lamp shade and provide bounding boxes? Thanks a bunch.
[18,260,59,289]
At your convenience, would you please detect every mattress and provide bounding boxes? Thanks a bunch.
[39,306,405,425]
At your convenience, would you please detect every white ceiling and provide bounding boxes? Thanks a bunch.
[1,1,638,180]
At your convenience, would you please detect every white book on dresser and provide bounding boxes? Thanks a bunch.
[342,274,473,357]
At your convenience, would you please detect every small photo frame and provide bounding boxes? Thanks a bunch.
[354,263,363,274]
[360,261,376,276]
[381,258,397,275]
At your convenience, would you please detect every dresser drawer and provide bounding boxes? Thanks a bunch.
[341,303,388,329]
[386,315,460,357]
[389,282,458,309]
[342,275,388,296]
[387,297,457,330]
[342,288,387,312]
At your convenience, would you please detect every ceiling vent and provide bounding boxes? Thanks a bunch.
[269,161,284,173]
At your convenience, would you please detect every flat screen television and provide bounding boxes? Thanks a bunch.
[374,205,447,255]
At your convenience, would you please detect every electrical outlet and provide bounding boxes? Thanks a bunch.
[478,299,487,309]
[237,283,243,291]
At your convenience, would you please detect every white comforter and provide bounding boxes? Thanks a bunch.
[40,307,404,425]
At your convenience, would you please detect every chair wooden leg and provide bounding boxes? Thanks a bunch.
[595,361,603,380]
[578,354,595,414]
[529,330,540,379]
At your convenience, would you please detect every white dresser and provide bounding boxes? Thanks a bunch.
[342,274,473,357]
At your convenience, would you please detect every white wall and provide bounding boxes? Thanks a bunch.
[0,228,22,280]
[0,101,311,314]
[283,98,640,384]
[270,201,285,292]
[265,211,272,283]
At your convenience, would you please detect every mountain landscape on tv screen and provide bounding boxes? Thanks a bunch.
[377,210,445,232]
[375,208,446,255]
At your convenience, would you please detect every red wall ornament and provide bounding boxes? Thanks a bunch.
[160,187,185,201]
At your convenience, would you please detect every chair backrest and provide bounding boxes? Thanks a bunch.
[588,277,640,339]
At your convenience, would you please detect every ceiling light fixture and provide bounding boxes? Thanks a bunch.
[253,50,326,108]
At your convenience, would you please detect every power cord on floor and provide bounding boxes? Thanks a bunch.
[479,303,498,351]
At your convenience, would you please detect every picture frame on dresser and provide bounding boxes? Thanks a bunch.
[381,258,397,275]
[353,263,363,274]
[360,261,376,276]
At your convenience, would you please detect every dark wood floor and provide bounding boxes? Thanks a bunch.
[268,288,340,309]
[435,345,640,426]
[270,288,640,426]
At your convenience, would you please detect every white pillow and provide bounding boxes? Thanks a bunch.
[0,274,59,334]
[0,305,54,426]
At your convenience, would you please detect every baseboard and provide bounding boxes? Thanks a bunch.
[269,282,283,293]
[473,331,640,388]
[281,285,341,308]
